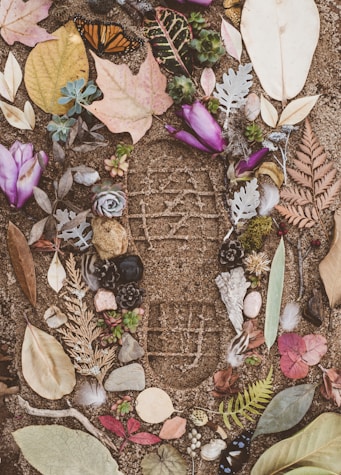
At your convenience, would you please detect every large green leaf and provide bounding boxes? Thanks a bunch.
[12,425,123,475]
[143,7,193,76]
[251,413,341,475]
[264,237,285,349]
[253,384,316,439]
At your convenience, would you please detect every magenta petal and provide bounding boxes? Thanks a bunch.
[166,126,214,153]
[10,141,34,168]
[235,148,269,177]
[16,152,48,208]
[0,144,18,206]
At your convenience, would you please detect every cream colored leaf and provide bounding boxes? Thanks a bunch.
[136,388,174,423]
[221,16,242,62]
[260,95,278,127]
[44,305,67,329]
[24,20,89,114]
[241,0,320,101]
[24,101,35,129]
[200,67,216,97]
[22,323,76,399]
[47,251,66,293]
[278,95,320,126]
[0,101,33,129]
[244,92,260,121]
[0,52,22,102]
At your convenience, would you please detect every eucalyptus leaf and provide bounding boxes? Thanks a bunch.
[253,384,315,439]
[12,425,123,475]
[251,413,341,475]
[264,237,285,349]
[286,468,338,475]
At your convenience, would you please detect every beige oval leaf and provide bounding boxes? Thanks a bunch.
[24,21,89,114]
[47,251,66,293]
[22,323,76,399]
[0,101,33,130]
[0,52,22,102]
[245,92,260,121]
[278,95,320,126]
[44,305,68,328]
[24,101,35,129]
[221,16,242,62]
[136,387,174,423]
[260,95,278,127]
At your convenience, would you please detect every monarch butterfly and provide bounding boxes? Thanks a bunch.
[74,16,143,55]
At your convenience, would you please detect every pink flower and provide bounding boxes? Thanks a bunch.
[0,141,48,208]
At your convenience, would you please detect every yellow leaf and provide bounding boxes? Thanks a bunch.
[0,101,33,130]
[256,161,284,188]
[260,95,278,128]
[278,95,320,126]
[24,21,89,114]
[22,323,76,400]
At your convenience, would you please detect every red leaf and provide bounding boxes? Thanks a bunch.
[127,417,141,435]
[280,350,309,379]
[278,333,306,355]
[119,439,129,452]
[128,432,162,445]
[302,334,327,365]
[98,415,126,438]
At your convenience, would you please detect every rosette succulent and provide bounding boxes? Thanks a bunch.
[190,29,225,67]
[92,180,127,218]
[0,141,49,208]
[167,75,196,104]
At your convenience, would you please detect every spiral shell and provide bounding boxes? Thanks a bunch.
[189,409,208,427]
[200,439,227,461]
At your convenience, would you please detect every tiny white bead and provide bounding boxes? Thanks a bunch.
[195,441,201,448]
[191,437,197,444]
[188,433,193,440]
[191,443,197,451]
[187,447,192,455]
[196,433,202,440]
[192,429,198,436]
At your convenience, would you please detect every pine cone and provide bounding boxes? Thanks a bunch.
[95,259,120,289]
[116,283,144,310]
[219,239,244,268]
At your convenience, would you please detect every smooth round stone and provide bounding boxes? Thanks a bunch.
[118,333,145,363]
[243,291,262,318]
[104,363,145,392]
[91,217,128,260]
[114,254,144,284]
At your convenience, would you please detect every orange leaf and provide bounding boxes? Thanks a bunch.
[7,221,36,307]
[85,45,173,144]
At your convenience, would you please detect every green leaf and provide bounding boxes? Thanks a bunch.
[286,468,338,475]
[253,384,316,439]
[265,237,285,349]
[12,425,123,475]
[141,444,187,475]
[251,413,341,475]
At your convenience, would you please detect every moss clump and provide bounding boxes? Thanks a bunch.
[239,216,272,253]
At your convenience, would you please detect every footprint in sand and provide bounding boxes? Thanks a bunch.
[127,139,228,389]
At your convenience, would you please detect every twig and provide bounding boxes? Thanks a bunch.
[17,396,117,451]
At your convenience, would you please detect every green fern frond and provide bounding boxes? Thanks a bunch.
[220,366,273,429]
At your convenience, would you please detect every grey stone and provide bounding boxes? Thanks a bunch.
[118,333,145,363]
[104,363,145,392]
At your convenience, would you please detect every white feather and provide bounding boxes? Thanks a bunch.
[74,380,107,407]
[226,332,249,367]
[258,183,280,216]
[280,302,301,332]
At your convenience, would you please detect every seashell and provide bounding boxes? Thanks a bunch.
[243,291,262,318]
[189,409,208,427]
[200,439,227,461]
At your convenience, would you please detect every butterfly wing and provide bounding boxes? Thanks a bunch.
[218,430,253,474]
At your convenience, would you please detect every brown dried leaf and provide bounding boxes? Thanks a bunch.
[212,366,239,398]
[7,221,36,307]
[57,168,73,200]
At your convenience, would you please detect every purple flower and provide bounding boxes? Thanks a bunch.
[0,141,49,208]
[175,0,212,6]
[235,148,269,178]
[166,101,226,154]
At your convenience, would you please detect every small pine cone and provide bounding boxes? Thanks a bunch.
[95,259,120,289]
[219,239,244,268]
[116,283,144,310]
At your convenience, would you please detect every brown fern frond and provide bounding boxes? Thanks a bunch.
[277,118,340,229]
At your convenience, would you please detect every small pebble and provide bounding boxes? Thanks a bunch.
[94,288,117,312]
[92,217,128,260]
[243,291,262,318]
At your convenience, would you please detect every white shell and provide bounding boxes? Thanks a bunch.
[200,439,227,461]
[243,291,262,318]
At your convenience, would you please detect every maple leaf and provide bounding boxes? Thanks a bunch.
[85,45,173,144]
[0,0,54,47]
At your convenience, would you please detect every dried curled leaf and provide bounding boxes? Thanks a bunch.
[22,323,76,399]
[141,444,187,475]
[7,221,36,307]
[275,119,341,228]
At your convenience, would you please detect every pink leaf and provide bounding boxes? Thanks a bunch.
[127,417,141,435]
[159,416,187,440]
[0,0,54,46]
[98,415,126,438]
[278,333,306,355]
[119,439,129,452]
[200,68,216,97]
[128,432,162,445]
[302,334,328,365]
[220,16,242,62]
[280,351,309,379]
[85,45,173,144]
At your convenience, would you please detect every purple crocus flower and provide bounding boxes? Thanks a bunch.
[166,101,226,154]
[174,0,213,6]
[0,141,49,208]
[234,148,269,178]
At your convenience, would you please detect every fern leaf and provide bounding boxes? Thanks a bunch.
[280,186,312,205]
[220,366,273,429]
[317,181,341,210]
[287,168,313,189]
